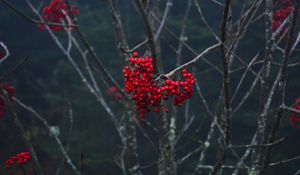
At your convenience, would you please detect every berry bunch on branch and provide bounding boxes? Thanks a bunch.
[123,52,195,118]
[272,0,294,31]
[38,0,79,32]
[5,152,31,169]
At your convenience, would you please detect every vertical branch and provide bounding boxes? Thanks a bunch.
[211,0,232,174]
[55,102,74,175]
[107,1,141,174]
[260,1,300,174]
[250,0,273,172]
[124,112,141,175]
[157,112,177,175]
[132,0,160,73]
[132,1,176,174]
[108,0,130,58]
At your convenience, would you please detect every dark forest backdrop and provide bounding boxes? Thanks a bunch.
[1,0,300,175]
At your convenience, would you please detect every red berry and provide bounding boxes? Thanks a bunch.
[133,52,139,58]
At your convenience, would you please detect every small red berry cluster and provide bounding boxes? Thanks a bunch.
[38,0,79,32]
[107,87,123,100]
[290,97,300,128]
[163,70,195,107]
[5,152,31,169]
[272,0,294,31]
[123,52,195,118]
[0,83,16,119]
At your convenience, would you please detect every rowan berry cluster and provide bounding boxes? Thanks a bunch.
[123,52,195,118]
[290,97,300,128]
[162,69,195,107]
[5,152,31,169]
[38,0,79,32]
[0,83,16,119]
[107,87,123,100]
[272,0,294,31]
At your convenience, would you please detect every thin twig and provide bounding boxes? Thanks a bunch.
[229,136,287,148]
[154,0,172,41]
[0,56,29,82]
[164,43,220,78]
[210,0,232,173]
[0,41,10,63]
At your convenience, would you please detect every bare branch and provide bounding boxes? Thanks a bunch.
[229,136,287,149]
[0,56,29,82]
[0,41,10,63]
[154,0,173,41]
[15,98,80,175]
[164,43,220,78]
